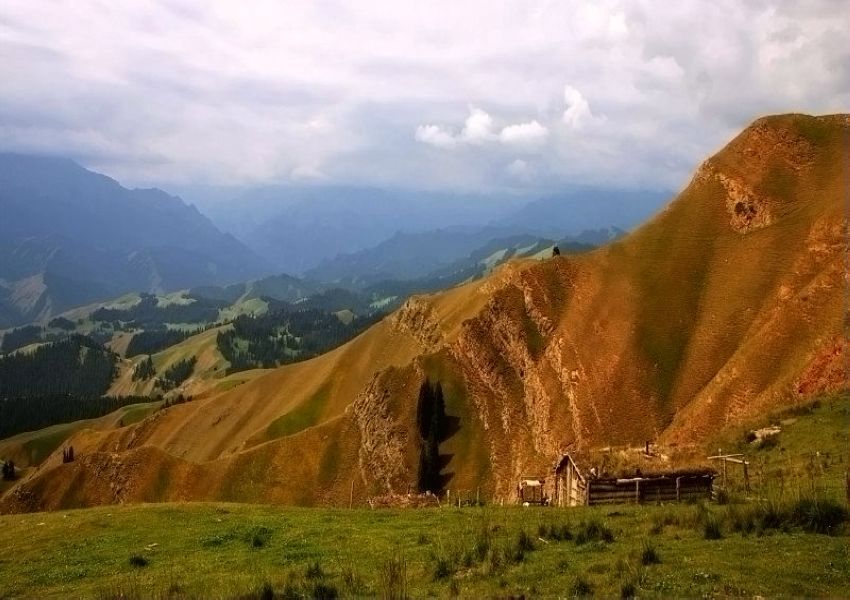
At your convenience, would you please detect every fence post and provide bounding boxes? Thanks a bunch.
[676,476,681,502]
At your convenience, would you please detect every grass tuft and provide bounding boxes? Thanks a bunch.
[703,516,723,540]
[640,541,661,565]
[379,554,407,600]
[620,580,637,599]
[128,554,149,568]
[575,518,614,545]
[571,575,594,597]
[305,560,324,580]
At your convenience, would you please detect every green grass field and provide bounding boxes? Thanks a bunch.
[1,398,846,599]
[0,501,847,599]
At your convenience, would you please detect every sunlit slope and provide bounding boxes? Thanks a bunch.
[2,113,846,512]
[0,401,159,473]
[107,326,236,398]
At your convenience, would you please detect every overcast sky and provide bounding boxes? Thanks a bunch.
[1,0,847,194]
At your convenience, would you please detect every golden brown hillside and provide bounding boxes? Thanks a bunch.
[2,113,847,513]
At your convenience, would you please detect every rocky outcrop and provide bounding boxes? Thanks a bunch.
[349,373,412,494]
[390,296,445,351]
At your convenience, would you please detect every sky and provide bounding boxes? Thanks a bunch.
[1,0,847,195]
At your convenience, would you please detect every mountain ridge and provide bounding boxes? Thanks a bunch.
[0,154,269,326]
[1,113,846,512]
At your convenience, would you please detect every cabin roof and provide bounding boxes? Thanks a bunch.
[554,450,715,480]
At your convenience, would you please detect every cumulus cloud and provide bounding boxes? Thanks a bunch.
[415,124,457,148]
[562,86,597,130]
[0,1,846,192]
[416,107,548,149]
[499,120,548,145]
[461,107,496,143]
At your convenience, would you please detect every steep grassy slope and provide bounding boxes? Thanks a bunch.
[2,114,847,512]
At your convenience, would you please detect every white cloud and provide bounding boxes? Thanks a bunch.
[562,86,597,130]
[499,120,548,146]
[415,108,548,149]
[461,107,496,143]
[415,124,457,148]
[0,1,846,191]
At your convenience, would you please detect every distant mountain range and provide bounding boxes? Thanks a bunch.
[189,184,668,275]
[304,227,623,287]
[0,153,668,328]
[0,154,267,327]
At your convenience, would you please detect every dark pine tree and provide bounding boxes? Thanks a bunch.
[416,380,447,494]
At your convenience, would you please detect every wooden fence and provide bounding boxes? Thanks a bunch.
[587,473,714,505]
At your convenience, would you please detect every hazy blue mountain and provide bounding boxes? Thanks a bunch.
[0,153,268,326]
[497,187,670,236]
[184,183,667,276]
[303,226,520,285]
[190,273,327,305]
[184,184,526,274]
[304,225,626,288]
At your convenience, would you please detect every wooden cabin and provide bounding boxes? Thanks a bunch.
[552,454,587,507]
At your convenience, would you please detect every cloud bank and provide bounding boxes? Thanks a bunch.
[0,0,847,193]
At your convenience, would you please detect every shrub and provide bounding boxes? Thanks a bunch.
[433,555,453,580]
[723,497,847,536]
[575,519,614,545]
[540,521,573,541]
[473,524,492,562]
[515,529,536,553]
[379,555,407,600]
[486,546,504,574]
[703,516,723,540]
[789,497,847,534]
[756,435,779,451]
[128,555,149,568]
[245,526,273,548]
[571,575,593,597]
[311,582,339,600]
[341,567,366,595]
[640,541,661,565]
[306,560,324,580]
[257,582,274,600]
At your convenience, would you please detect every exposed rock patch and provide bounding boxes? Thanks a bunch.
[390,296,444,351]
[350,374,410,494]
[795,337,848,398]
[717,172,773,233]
[739,119,816,172]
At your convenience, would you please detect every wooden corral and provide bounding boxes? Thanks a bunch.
[586,471,715,505]
[550,452,716,506]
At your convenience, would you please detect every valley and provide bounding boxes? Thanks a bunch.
[0,113,846,516]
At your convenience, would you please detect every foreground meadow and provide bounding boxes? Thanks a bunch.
[0,498,847,599]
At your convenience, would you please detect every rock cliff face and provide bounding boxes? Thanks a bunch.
[2,113,848,512]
